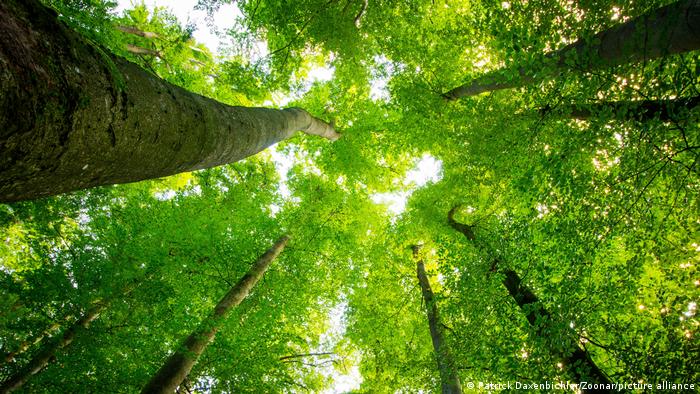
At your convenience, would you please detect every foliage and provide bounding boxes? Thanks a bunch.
[2,0,699,392]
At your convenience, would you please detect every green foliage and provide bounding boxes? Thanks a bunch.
[3,0,700,391]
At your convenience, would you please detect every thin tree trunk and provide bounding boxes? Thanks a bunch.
[413,245,462,394]
[3,314,74,364]
[0,1,339,203]
[116,25,160,39]
[500,271,611,388]
[542,96,700,122]
[0,279,142,393]
[125,44,162,58]
[0,302,108,393]
[141,235,290,394]
[447,209,611,390]
[444,0,700,99]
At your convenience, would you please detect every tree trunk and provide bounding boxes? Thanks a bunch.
[501,271,611,388]
[444,0,700,99]
[3,314,74,364]
[0,302,108,393]
[125,44,162,58]
[542,96,700,122]
[116,25,160,39]
[413,246,462,394]
[446,210,611,390]
[141,235,290,394]
[0,1,339,203]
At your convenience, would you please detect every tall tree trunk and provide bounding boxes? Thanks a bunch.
[0,278,142,393]
[444,0,700,99]
[0,1,338,203]
[141,235,290,394]
[0,302,109,393]
[446,209,611,390]
[3,314,74,364]
[413,245,462,394]
[541,96,700,122]
[116,25,161,39]
[500,271,611,388]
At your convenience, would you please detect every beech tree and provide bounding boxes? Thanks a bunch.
[1,0,698,392]
[447,207,611,390]
[443,0,700,99]
[0,0,338,203]
[141,235,289,393]
[413,245,462,394]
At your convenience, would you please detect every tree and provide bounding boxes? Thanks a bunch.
[2,0,699,391]
[447,206,611,389]
[413,245,462,394]
[444,0,700,99]
[141,235,289,394]
[0,0,339,204]
[0,280,140,393]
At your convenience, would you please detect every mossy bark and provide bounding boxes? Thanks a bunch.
[0,1,336,203]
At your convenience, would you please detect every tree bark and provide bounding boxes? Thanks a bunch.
[542,96,700,122]
[125,44,162,58]
[0,0,339,203]
[501,271,611,389]
[447,209,611,390]
[141,235,290,394]
[0,302,108,393]
[413,245,462,394]
[444,0,700,99]
[0,278,142,393]
[116,25,161,39]
[3,314,74,364]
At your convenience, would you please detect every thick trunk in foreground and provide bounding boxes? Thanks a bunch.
[447,210,611,390]
[542,96,700,122]
[444,0,700,99]
[0,1,338,203]
[141,235,290,394]
[0,302,108,393]
[413,246,462,394]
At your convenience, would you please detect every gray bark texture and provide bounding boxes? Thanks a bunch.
[0,0,338,203]
[444,0,700,99]
[413,246,463,394]
[140,235,290,394]
[447,209,612,392]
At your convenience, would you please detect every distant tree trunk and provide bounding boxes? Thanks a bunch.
[444,0,700,99]
[140,235,290,394]
[0,302,109,393]
[3,314,74,364]
[447,209,611,390]
[116,25,161,39]
[500,271,611,388]
[541,96,700,122]
[0,1,339,203]
[413,245,462,394]
[125,44,162,58]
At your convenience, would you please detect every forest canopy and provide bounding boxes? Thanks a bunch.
[0,0,698,393]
